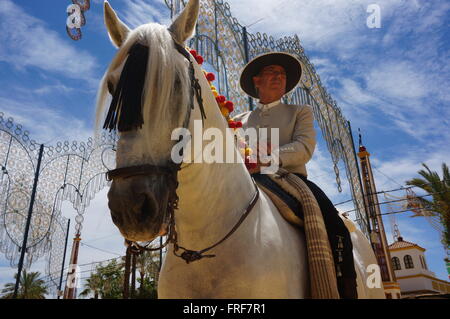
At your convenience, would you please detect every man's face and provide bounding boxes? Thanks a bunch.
[253,65,287,101]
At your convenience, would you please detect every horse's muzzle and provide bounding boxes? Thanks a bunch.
[107,176,170,242]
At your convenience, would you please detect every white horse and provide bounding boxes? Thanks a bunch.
[97,0,385,299]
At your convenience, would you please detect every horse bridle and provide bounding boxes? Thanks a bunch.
[105,36,260,264]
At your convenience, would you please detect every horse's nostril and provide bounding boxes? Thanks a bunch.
[138,195,156,222]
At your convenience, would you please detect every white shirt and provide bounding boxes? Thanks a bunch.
[257,100,282,112]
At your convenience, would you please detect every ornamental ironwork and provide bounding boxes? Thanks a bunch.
[0,112,117,297]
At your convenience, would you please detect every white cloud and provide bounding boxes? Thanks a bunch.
[0,96,93,145]
[0,266,16,290]
[0,0,98,85]
[225,0,417,52]
[227,0,365,48]
[370,146,450,194]
[329,61,448,142]
[32,84,75,96]
[366,61,428,101]
[339,78,376,105]
[222,0,450,145]
[381,0,450,44]
[119,0,171,28]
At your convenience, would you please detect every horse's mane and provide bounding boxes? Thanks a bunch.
[95,23,191,135]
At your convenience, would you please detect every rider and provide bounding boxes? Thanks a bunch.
[234,52,358,299]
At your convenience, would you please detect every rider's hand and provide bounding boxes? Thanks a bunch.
[247,157,271,174]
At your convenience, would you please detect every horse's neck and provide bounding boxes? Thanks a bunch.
[174,63,256,247]
[176,156,256,248]
[172,57,257,248]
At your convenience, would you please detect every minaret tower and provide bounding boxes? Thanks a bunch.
[357,132,401,298]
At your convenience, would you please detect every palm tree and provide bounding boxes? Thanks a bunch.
[1,270,48,299]
[135,250,159,299]
[79,273,102,299]
[406,163,450,249]
[80,260,124,299]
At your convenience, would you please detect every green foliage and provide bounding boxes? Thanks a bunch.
[1,270,48,299]
[79,259,124,299]
[134,250,160,299]
[135,276,158,299]
[406,163,450,249]
[78,273,102,299]
[79,250,160,299]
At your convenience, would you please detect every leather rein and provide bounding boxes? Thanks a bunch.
[105,38,260,264]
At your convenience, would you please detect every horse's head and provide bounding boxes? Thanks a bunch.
[97,0,200,242]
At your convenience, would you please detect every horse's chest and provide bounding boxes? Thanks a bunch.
[158,256,250,298]
[158,246,305,298]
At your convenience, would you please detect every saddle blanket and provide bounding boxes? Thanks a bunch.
[253,168,340,299]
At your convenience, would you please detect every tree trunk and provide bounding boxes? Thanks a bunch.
[131,250,137,298]
[139,271,145,297]
[123,246,131,299]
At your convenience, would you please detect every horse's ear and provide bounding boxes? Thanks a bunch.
[104,0,130,48]
[168,0,199,43]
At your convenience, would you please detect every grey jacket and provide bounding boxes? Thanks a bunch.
[233,102,316,177]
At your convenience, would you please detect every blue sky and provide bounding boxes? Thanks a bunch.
[0,0,449,295]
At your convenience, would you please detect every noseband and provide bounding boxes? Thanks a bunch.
[105,35,259,264]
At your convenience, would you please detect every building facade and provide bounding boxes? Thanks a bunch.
[389,237,450,298]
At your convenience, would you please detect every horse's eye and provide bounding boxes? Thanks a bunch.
[107,81,115,95]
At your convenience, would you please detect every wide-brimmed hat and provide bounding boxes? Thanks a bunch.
[240,52,302,99]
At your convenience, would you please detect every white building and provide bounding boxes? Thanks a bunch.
[388,237,450,298]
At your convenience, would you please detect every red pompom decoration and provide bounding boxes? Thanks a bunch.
[189,49,198,58]
[245,157,258,170]
[216,95,226,103]
[206,72,215,82]
[225,101,234,112]
[228,121,236,129]
[235,121,243,128]
[195,55,204,65]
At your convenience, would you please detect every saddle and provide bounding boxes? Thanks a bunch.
[254,168,341,299]
[256,174,356,231]
[256,182,304,228]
